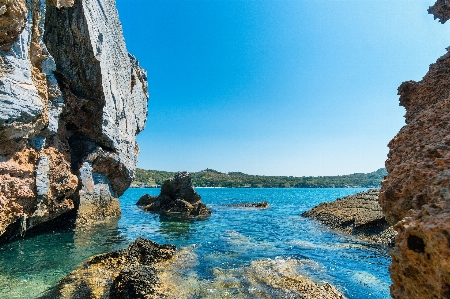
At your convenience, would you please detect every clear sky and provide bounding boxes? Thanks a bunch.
[115,0,450,176]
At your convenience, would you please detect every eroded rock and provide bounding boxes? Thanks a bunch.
[303,189,396,244]
[137,171,211,218]
[0,0,148,244]
[0,0,27,50]
[43,238,176,299]
[379,2,450,298]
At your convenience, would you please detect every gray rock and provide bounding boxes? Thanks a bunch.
[35,155,50,200]
[0,13,43,140]
[302,189,397,244]
[137,172,211,218]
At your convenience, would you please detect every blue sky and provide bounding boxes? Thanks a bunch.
[116,0,450,176]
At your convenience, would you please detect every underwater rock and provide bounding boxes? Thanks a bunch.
[43,238,176,299]
[155,252,347,299]
[302,189,396,244]
[222,201,269,208]
[137,171,211,218]
[379,1,450,297]
[0,0,148,244]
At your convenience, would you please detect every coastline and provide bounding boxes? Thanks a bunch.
[0,188,390,299]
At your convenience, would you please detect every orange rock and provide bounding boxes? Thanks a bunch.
[380,1,450,297]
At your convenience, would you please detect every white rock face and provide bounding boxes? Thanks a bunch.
[0,10,42,140]
[0,0,148,244]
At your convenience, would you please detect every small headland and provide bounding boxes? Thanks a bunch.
[137,171,211,218]
[302,189,396,245]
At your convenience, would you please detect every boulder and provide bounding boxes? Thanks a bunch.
[379,1,450,297]
[43,238,176,299]
[302,189,396,244]
[137,172,211,218]
[0,0,148,244]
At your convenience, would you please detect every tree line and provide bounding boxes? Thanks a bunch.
[133,168,387,188]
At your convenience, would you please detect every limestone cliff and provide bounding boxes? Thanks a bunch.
[379,1,450,298]
[0,0,148,244]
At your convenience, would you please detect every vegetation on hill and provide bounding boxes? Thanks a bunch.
[133,168,387,188]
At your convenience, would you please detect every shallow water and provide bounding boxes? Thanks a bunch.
[0,188,391,298]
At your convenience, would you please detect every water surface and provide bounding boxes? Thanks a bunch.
[0,188,391,298]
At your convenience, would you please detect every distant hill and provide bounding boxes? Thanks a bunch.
[133,168,387,188]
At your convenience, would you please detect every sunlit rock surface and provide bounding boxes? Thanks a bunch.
[0,0,148,244]
[379,1,450,297]
[47,241,346,299]
[43,238,176,299]
[303,189,396,245]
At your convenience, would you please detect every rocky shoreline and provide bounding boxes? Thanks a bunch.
[43,237,347,299]
[40,238,176,299]
[2,0,450,298]
[302,189,396,245]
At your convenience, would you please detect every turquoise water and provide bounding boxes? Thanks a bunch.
[0,188,391,298]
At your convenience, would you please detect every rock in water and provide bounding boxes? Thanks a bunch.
[302,189,396,244]
[379,1,450,298]
[222,201,269,208]
[0,0,149,244]
[137,171,211,218]
[43,238,176,299]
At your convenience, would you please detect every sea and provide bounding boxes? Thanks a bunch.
[0,188,391,298]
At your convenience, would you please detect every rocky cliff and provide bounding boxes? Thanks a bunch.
[0,0,148,244]
[379,1,450,298]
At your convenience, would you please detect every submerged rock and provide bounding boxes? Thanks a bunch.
[156,250,347,299]
[302,189,396,244]
[137,171,211,218]
[379,2,450,298]
[222,201,269,208]
[43,238,176,299]
[0,0,148,244]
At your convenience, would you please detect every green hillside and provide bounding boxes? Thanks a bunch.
[133,168,387,188]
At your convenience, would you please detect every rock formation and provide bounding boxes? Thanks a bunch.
[302,189,396,244]
[42,238,176,299]
[0,0,148,244]
[137,171,211,218]
[379,1,450,297]
[45,239,347,299]
[222,201,269,208]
